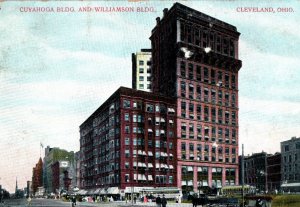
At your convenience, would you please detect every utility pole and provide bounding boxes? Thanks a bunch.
[242,144,245,207]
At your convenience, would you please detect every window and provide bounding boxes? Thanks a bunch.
[124,113,129,121]
[123,100,130,108]
[285,145,290,152]
[189,143,194,152]
[188,63,194,79]
[181,142,186,151]
[139,76,144,81]
[125,150,130,158]
[139,68,144,73]
[139,84,144,89]
[180,61,186,77]
[125,138,130,146]
[125,174,130,182]
[139,60,144,65]
[146,104,154,112]
[196,66,201,81]
[125,126,130,134]
[155,140,160,148]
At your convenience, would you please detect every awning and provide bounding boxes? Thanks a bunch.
[170,153,173,157]
[107,187,119,194]
[148,151,153,156]
[161,118,165,122]
[142,163,147,167]
[134,174,137,180]
[155,117,160,122]
[138,162,143,167]
[133,162,137,167]
[160,130,165,134]
[202,180,208,187]
[94,188,101,194]
[138,150,143,155]
[148,175,153,181]
[168,108,175,113]
[188,180,193,186]
[169,120,174,124]
[198,167,202,172]
[99,188,106,195]
[155,163,160,168]
[77,190,88,195]
[212,168,216,173]
[187,166,193,171]
[143,151,147,155]
[148,163,153,168]
[148,129,153,132]
[169,165,174,169]
[281,183,300,187]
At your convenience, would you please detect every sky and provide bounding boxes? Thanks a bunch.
[0,0,299,193]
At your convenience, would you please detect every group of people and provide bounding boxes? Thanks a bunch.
[155,194,167,207]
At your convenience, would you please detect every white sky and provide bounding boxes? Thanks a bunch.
[0,0,299,193]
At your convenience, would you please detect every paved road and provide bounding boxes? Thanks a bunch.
[0,199,194,207]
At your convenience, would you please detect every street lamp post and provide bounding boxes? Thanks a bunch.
[242,144,245,207]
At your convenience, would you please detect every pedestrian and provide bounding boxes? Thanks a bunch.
[27,196,32,206]
[134,196,136,204]
[192,194,198,207]
[156,195,162,207]
[161,194,167,207]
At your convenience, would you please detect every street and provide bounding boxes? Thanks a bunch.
[0,198,193,207]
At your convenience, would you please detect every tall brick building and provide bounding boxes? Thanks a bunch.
[150,3,242,194]
[80,87,177,195]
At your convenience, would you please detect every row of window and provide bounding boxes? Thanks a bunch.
[123,100,175,115]
[124,174,174,184]
[181,102,237,125]
[125,138,174,149]
[180,81,236,107]
[139,68,151,74]
[179,22,236,57]
[180,123,237,139]
[179,61,237,89]
[124,148,173,157]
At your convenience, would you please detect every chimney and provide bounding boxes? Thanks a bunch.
[156,17,160,25]
[163,8,168,17]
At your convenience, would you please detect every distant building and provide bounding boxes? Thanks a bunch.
[80,87,177,197]
[51,160,76,194]
[32,157,43,195]
[43,146,75,194]
[266,152,281,192]
[75,151,81,188]
[242,152,268,193]
[132,49,152,92]
[281,137,300,192]
[26,181,32,198]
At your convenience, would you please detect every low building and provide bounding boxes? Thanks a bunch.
[51,160,76,194]
[32,158,43,196]
[281,137,300,192]
[266,153,281,192]
[43,146,75,194]
[242,152,268,193]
